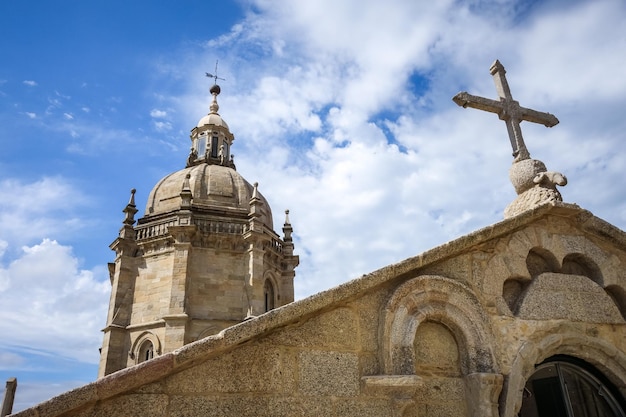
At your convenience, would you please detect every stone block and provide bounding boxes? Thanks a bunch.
[516,272,623,322]
[298,350,360,397]
[266,307,359,350]
[333,397,392,417]
[91,394,168,417]
[166,342,296,394]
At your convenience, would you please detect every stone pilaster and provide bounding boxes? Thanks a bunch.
[166,224,196,349]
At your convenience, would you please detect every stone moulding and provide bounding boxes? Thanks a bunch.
[501,331,626,417]
[378,275,503,417]
[381,275,498,376]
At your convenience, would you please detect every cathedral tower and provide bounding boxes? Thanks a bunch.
[98,83,299,377]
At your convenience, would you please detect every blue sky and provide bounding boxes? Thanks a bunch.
[2,0,626,412]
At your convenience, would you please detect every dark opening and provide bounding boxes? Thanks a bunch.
[519,356,626,417]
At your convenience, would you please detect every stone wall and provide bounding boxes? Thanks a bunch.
[12,203,626,417]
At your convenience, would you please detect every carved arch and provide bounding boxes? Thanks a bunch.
[381,275,498,376]
[263,271,279,311]
[501,331,626,417]
[486,228,626,319]
[197,325,220,340]
[485,229,626,299]
[129,331,161,363]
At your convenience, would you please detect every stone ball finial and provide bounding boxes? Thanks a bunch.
[509,159,547,195]
[505,157,567,218]
[210,84,221,95]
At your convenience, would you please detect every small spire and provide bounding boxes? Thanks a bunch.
[206,61,225,114]
[252,182,259,200]
[283,209,294,246]
[122,189,138,226]
[180,174,193,208]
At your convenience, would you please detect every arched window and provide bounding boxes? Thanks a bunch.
[264,279,275,312]
[520,357,626,417]
[137,340,154,364]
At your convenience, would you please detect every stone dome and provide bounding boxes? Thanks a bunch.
[144,163,273,229]
[196,112,229,130]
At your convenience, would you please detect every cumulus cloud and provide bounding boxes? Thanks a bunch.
[0,177,90,245]
[150,109,168,118]
[0,239,109,363]
[164,0,626,298]
[23,80,37,87]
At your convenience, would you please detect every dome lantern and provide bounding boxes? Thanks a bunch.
[187,76,235,169]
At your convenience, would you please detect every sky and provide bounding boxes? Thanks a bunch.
[1,0,626,412]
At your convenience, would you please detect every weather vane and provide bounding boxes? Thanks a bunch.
[205,60,225,85]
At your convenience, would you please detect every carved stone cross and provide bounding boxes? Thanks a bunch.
[453,60,559,161]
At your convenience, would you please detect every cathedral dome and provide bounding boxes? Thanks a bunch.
[144,163,273,229]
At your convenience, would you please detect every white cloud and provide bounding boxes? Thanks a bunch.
[63,112,74,120]
[150,108,168,118]
[23,112,36,119]
[0,177,90,245]
[154,120,172,131]
[81,106,90,113]
[0,240,109,364]
[165,0,626,299]
[23,80,37,87]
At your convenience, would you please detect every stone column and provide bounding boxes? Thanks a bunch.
[99,236,138,378]
[1,377,17,417]
[464,372,503,417]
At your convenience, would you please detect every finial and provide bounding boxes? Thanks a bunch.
[128,188,136,206]
[283,209,294,244]
[252,182,259,199]
[122,189,138,226]
[453,60,567,218]
[206,61,225,114]
[180,174,193,208]
[452,59,558,162]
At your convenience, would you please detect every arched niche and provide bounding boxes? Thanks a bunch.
[501,332,626,417]
[378,275,503,417]
[263,271,279,312]
[381,275,498,376]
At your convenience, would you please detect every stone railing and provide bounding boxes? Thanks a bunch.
[269,237,283,253]
[135,219,284,252]
[195,219,246,235]
[135,219,178,240]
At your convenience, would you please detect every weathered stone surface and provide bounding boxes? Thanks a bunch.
[166,342,296,394]
[266,306,359,350]
[12,204,626,417]
[333,398,392,417]
[413,377,468,416]
[516,272,624,322]
[298,351,360,397]
[93,394,168,417]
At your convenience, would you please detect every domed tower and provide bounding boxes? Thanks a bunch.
[98,82,299,377]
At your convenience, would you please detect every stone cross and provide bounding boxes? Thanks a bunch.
[453,60,559,161]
